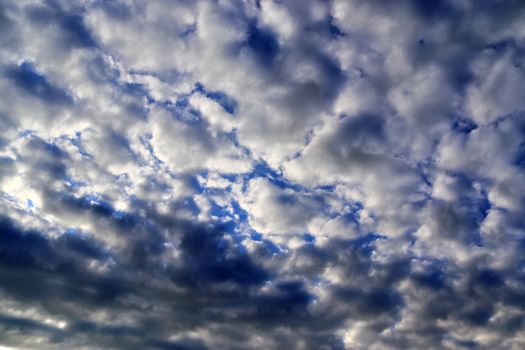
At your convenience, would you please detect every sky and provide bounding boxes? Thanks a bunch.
[1,0,525,349]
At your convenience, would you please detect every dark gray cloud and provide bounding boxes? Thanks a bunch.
[1,0,525,349]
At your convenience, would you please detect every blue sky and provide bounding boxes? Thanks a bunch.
[1,0,525,349]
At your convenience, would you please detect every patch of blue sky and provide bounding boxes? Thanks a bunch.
[452,117,478,134]
[26,199,34,211]
[303,233,316,243]
[59,13,98,48]
[83,194,114,214]
[0,156,15,169]
[181,196,201,216]
[353,232,387,246]
[244,161,303,192]
[261,237,286,255]
[328,15,345,38]
[6,61,74,105]
[245,229,284,255]
[129,68,187,87]
[208,200,232,219]
[179,23,197,41]
[138,133,165,169]
[244,20,280,65]
[170,102,202,126]
[513,141,525,169]
[64,227,82,236]
[60,131,94,159]
[193,82,238,115]
[17,129,35,138]
[230,199,249,222]
[122,82,150,98]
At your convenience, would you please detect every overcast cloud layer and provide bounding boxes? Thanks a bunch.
[1,1,525,349]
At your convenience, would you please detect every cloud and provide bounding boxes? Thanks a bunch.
[1,0,525,349]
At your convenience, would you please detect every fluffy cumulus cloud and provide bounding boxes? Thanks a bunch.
[1,0,525,349]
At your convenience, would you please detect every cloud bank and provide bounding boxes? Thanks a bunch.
[1,0,525,349]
